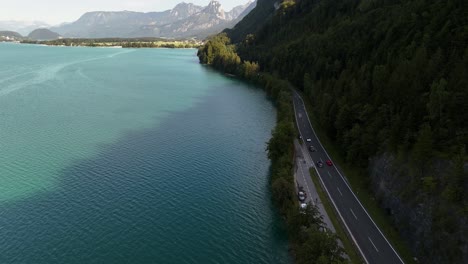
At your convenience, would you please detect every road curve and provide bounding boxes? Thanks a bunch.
[292,90,404,264]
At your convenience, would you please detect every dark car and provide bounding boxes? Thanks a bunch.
[309,146,316,152]
[317,161,323,168]
[326,160,333,166]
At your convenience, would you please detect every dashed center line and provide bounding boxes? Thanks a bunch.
[368,236,380,252]
[337,187,343,196]
[350,208,358,220]
[293,91,400,263]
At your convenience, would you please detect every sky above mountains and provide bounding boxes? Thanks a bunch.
[1,0,249,25]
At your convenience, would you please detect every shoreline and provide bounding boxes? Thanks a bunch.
[20,39,203,49]
[20,42,200,49]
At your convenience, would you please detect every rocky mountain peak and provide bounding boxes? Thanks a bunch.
[203,0,225,19]
[170,2,203,19]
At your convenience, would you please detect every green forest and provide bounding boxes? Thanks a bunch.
[198,34,348,263]
[199,0,467,263]
[263,74,348,264]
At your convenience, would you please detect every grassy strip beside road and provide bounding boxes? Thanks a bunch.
[299,90,416,264]
[309,168,363,264]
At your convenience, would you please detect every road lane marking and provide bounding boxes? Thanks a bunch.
[292,90,403,263]
[292,93,369,264]
[337,187,343,196]
[327,171,332,178]
[368,237,380,252]
[350,208,358,220]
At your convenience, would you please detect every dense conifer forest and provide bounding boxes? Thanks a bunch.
[199,0,467,262]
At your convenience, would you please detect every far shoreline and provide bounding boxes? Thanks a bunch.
[20,38,203,49]
[21,43,199,50]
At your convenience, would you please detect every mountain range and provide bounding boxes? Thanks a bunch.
[0,20,50,36]
[51,0,255,39]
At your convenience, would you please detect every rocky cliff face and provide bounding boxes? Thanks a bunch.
[155,1,256,38]
[370,153,468,264]
[169,3,204,21]
[203,0,226,19]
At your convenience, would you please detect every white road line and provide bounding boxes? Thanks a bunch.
[350,208,358,220]
[292,94,370,264]
[368,237,380,252]
[292,91,404,264]
[337,187,343,196]
[327,171,332,178]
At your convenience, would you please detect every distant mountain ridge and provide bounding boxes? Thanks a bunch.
[0,30,24,41]
[0,31,23,38]
[144,1,255,38]
[0,20,50,36]
[51,0,255,39]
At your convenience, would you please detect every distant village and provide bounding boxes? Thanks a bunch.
[0,35,22,42]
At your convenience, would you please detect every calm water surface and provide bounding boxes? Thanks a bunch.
[0,43,290,263]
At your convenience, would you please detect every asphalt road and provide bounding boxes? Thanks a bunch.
[292,90,404,264]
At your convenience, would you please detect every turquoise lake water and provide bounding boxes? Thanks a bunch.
[0,43,290,263]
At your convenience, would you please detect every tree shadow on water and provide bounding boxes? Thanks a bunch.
[0,84,290,264]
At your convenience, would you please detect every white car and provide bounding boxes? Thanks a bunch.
[298,191,306,202]
[306,138,312,142]
[300,203,307,209]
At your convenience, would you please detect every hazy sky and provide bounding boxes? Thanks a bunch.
[0,0,250,25]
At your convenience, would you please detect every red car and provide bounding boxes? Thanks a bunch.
[326,160,333,166]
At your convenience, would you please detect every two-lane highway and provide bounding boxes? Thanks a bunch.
[292,90,404,264]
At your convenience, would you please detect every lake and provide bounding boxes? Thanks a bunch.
[0,43,290,263]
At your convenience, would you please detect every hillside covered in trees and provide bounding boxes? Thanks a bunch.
[200,0,467,263]
[198,33,349,263]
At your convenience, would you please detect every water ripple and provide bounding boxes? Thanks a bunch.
[0,45,289,264]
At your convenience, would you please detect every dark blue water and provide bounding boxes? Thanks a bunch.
[0,44,290,263]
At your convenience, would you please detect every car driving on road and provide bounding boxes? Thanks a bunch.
[298,190,307,202]
[317,161,323,168]
[306,138,312,142]
[309,146,316,152]
[326,160,333,166]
